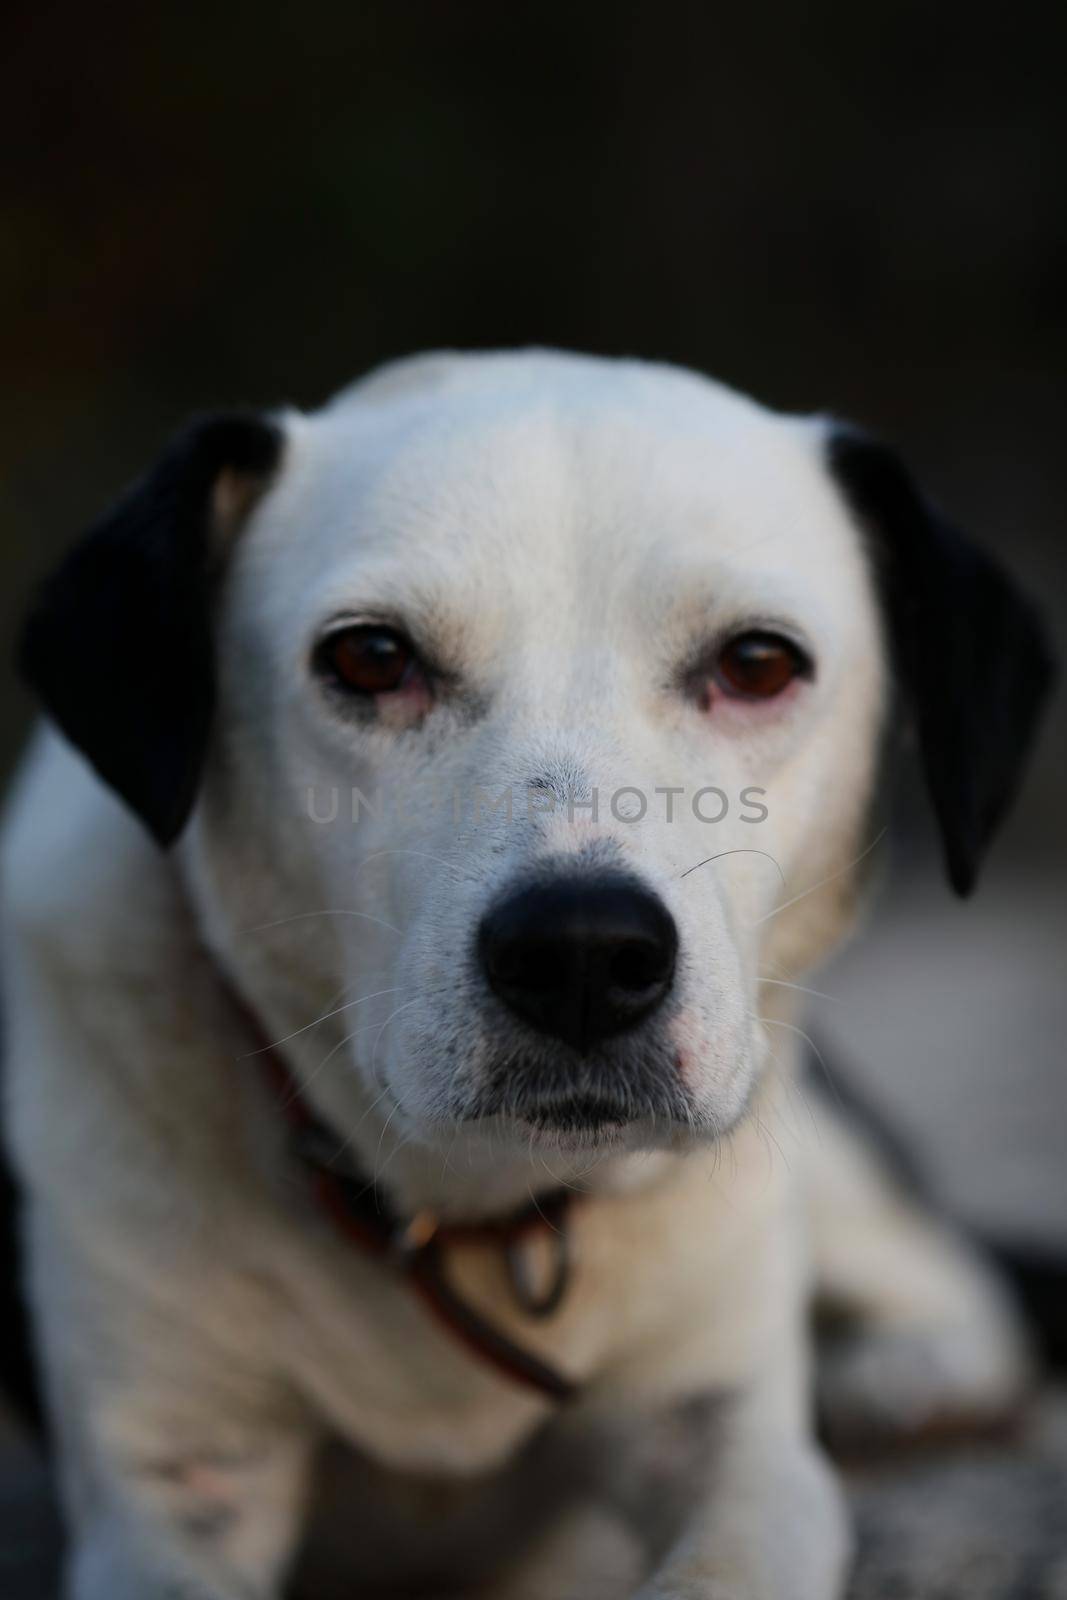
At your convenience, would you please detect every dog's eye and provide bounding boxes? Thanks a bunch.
[316,625,419,695]
[715,631,810,700]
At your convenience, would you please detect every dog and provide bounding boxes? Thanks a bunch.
[1,350,1054,1599]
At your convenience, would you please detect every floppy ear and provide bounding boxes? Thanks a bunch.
[827,425,1056,896]
[18,413,285,847]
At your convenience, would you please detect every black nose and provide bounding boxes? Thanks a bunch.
[478,877,678,1053]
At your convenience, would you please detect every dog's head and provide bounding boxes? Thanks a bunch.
[20,353,1054,1181]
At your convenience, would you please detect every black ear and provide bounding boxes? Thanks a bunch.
[18,413,284,847]
[827,425,1056,895]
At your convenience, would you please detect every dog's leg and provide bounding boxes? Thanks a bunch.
[632,1369,850,1600]
[65,1431,314,1600]
[805,1090,1032,1448]
[57,1386,316,1600]
[27,1221,316,1600]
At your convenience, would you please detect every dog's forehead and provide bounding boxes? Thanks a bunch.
[253,355,865,637]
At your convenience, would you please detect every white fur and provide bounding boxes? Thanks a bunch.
[0,351,1027,1599]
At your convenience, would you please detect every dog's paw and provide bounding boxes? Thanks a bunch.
[817,1316,1033,1455]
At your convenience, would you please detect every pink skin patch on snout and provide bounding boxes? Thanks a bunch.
[669,1009,701,1090]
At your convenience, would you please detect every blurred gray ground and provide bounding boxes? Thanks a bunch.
[2,863,1065,1595]
[819,868,1067,1252]
[3,1397,1067,1598]
[828,864,1067,1595]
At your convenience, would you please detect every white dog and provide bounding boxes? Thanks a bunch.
[1,351,1053,1599]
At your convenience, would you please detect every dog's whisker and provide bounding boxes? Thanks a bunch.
[326,996,423,1181]
[324,968,396,1006]
[322,1084,403,1184]
[290,990,411,1104]
[242,908,404,937]
[302,969,398,1046]
[757,1105,789,1174]
[329,1079,395,1162]
[367,998,420,1071]
[372,1112,421,1187]
[750,1011,843,1116]
[781,1070,822,1145]
[243,988,406,1058]
[439,1127,461,1183]
[679,848,786,886]
[744,1091,784,1175]
[758,976,841,1004]
[354,848,479,886]
[748,827,888,928]
[370,1098,404,1191]
[529,1170,568,1228]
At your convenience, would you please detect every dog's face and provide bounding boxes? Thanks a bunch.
[20,352,1053,1170]
[196,358,886,1153]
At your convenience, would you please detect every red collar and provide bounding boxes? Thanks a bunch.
[245,1001,580,1403]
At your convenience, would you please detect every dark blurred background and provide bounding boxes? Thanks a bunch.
[1,6,1066,1591]
[4,1,1065,791]
[3,0,1065,1223]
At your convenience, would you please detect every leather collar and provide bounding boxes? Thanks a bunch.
[242,997,580,1402]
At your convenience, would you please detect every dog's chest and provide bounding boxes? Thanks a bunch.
[274,1238,595,1474]
[263,1148,785,1477]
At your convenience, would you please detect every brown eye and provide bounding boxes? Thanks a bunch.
[716,631,810,700]
[317,625,418,695]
